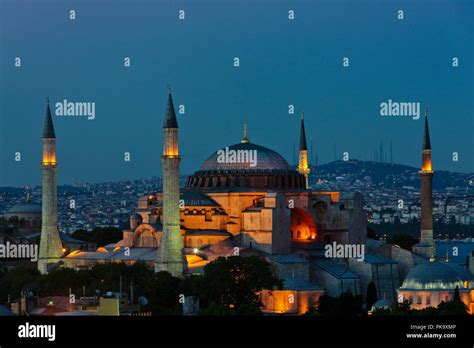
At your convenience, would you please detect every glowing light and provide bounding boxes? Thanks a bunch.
[42,153,57,165]
[422,160,432,171]
[193,248,199,254]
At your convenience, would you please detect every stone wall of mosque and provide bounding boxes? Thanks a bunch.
[260,289,325,314]
[181,209,227,230]
[349,259,399,302]
[270,259,309,281]
[310,264,360,297]
[375,244,415,283]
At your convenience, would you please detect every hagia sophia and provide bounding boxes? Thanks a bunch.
[5,92,474,314]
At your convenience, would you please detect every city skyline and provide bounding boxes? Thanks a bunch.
[1,0,473,187]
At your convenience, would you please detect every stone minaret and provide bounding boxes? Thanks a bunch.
[297,112,310,189]
[38,98,64,274]
[155,91,186,277]
[413,108,435,260]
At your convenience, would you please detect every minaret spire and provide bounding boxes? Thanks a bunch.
[297,112,310,189]
[163,92,178,129]
[422,107,431,151]
[413,106,435,260]
[155,90,187,277]
[299,112,307,151]
[43,97,56,139]
[38,98,63,274]
[241,123,249,143]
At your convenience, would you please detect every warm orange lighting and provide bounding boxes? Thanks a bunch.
[42,154,57,165]
[421,152,432,171]
[164,150,179,157]
[315,191,340,202]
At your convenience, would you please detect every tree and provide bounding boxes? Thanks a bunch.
[367,227,379,240]
[314,291,365,317]
[90,227,123,247]
[147,271,181,315]
[71,229,92,242]
[366,282,378,311]
[453,285,461,302]
[387,233,418,251]
[195,256,282,315]
[437,286,468,316]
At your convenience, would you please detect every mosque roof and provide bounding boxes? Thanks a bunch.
[19,231,89,244]
[371,299,391,310]
[265,253,307,264]
[312,259,359,279]
[199,142,292,172]
[400,261,474,291]
[180,192,220,207]
[7,203,41,214]
[66,247,158,261]
[364,254,398,264]
[185,229,230,236]
[282,276,322,291]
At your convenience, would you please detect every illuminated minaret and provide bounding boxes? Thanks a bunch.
[155,91,186,276]
[414,108,435,260]
[297,112,310,189]
[38,98,64,274]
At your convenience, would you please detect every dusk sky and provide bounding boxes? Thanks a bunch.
[1,0,473,187]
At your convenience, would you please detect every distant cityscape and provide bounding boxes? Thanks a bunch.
[1,159,472,237]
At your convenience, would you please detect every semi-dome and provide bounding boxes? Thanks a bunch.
[186,140,305,190]
[199,142,292,172]
[401,262,473,291]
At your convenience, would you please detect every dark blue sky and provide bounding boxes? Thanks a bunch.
[1,0,473,186]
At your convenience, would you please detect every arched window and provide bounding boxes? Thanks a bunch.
[417,296,422,305]
[297,231,301,239]
[197,239,202,247]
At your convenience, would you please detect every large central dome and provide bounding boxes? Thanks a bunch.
[186,139,305,190]
[199,142,292,172]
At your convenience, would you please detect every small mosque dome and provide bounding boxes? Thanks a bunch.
[371,299,391,311]
[401,262,474,291]
[8,203,42,214]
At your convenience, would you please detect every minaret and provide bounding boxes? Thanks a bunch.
[242,123,249,143]
[414,107,435,260]
[38,98,63,274]
[297,112,310,189]
[155,91,186,277]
